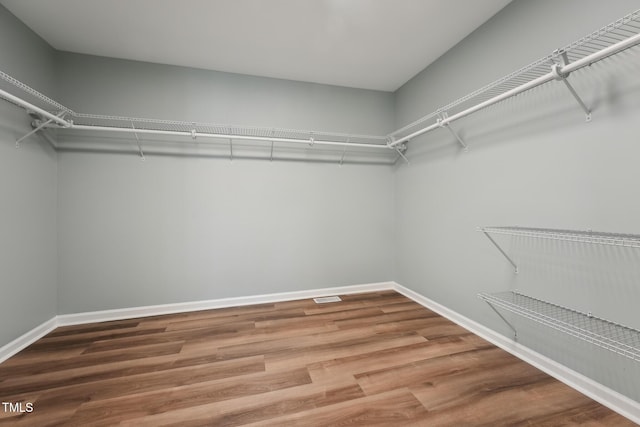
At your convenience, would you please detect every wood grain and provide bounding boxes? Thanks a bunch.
[0,291,634,426]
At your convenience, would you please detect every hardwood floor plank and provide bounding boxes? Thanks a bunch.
[112,303,278,330]
[306,337,484,385]
[29,327,168,349]
[66,368,312,426]
[165,308,306,331]
[408,378,637,426]
[378,301,426,313]
[409,356,549,411]
[417,317,471,339]
[508,400,638,427]
[81,321,254,353]
[0,291,633,426]
[178,323,339,355]
[242,388,428,427]
[7,354,266,419]
[266,332,428,372]
[215,324,404,359]
[0,353,262,398]
[354,344,515,395]
[302,295,410,316]
[0,341,184,377]
[332,307,439,329]
[0,346,85,367]
[122,383,366,427]
[254,306,385,329]
[46,321,141,337]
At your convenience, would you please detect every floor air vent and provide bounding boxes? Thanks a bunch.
[313,296,342,304]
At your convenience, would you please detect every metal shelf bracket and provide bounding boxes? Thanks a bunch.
[130,121,145,160]
[16,117,53,148]
[16,111,66,148]
[388,136,410,164]
[551,54,592,122]
[340,147,347,166]
[481,229,519,273]
[437,111,468,151]
[484,299,518,339]
[395,143,410,165]
[270,129,275,162]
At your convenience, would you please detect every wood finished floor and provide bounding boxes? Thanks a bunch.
[0,291,635,426]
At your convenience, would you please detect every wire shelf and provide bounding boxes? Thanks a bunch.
[390,9,640,141]
[0,70,74,115]
[0,71,390,154]
[481,226,640,249]
[479,291,640,361]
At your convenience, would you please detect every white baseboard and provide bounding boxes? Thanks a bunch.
[1,281,394,363]
[2,280,638,424]
[56,281,394,326]
[0,317,58,364]
[391,281,640,425]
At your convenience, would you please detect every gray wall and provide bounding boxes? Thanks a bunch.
[394,0,640,400]
[0,6,58,346]
[54,52,394,133]
[55,54,395,313]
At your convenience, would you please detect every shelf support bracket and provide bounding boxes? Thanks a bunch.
[16,118,53,148]
[482,230,518,273]
[270,129,275,162]
[130,121,145,160]
[484,300,518,339]
[229,138,233,162]
[437,111,468,150]
[16,111,66,148]
[340,137,351,166]
[551,61,591,122]
[395,143,410,165]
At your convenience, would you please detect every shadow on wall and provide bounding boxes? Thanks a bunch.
[53,131,397,165]
[396,54,640,165]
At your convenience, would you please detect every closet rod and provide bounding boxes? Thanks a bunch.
[0,87,71,127]
[0,78,390,151]
[46,123,392,150]
[388,30,640,148]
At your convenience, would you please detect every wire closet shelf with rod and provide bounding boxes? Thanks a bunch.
[0,9,639,161]
[478,226,640,363]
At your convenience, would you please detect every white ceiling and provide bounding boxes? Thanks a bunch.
[1,0,511,91]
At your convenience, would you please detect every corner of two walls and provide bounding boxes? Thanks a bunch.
[0,5,58,346]
[391,0,640,402]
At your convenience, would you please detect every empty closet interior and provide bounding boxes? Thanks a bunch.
[1,0,640,424]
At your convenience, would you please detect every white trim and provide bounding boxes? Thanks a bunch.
[56,281,394,326]
[391,281,640,425]
[2,280,638,423]
[0,317,58,364]
[0,282,393,362]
